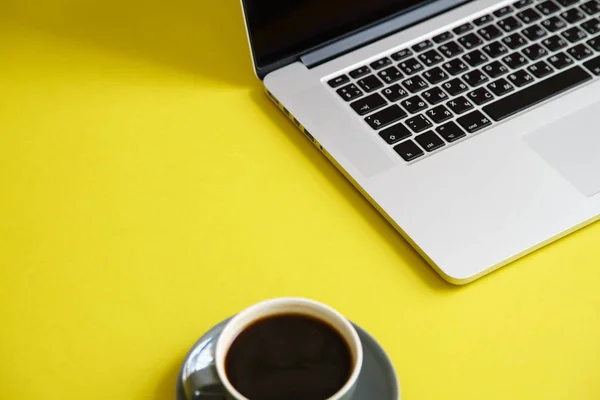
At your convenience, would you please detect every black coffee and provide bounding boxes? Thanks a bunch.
[225,314,353,400]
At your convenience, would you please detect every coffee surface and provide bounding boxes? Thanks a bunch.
[225,314,352,400]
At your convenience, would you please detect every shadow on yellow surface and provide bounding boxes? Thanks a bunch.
[5,0,255,86]
[249,88,454,291]
[4,0,453,295]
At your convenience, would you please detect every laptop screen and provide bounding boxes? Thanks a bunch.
[243,0,437,74]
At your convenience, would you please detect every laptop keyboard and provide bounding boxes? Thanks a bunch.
[326,0,600,163]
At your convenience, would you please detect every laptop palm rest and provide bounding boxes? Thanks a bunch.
[525,100,600,197]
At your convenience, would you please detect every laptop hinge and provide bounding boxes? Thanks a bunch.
[300,0,471,68]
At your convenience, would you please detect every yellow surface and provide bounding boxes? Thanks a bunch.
[2,1,600,399]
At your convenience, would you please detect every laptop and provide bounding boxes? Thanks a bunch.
[240,0,600,284]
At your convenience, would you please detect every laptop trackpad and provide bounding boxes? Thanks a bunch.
[525,100,600,197]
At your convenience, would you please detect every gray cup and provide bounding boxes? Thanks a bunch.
[184,298,364,400]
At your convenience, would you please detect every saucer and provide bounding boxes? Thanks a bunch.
[176,318,400,400]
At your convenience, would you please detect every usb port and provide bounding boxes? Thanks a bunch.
[303,128,314,142]
[266,90,280,105]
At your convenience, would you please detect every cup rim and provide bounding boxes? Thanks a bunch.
[214,297,363,400]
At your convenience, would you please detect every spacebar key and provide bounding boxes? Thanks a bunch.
[482,66,592,122]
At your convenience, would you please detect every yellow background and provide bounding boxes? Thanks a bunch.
[2,1,600,399]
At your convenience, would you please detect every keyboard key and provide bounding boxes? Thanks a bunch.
[522,24,548,41]
[351,93,388,115]
[328,75,349,88]
[463,49,489,66]
[413,40,434,52]
[503,52,529,68]
[467,87,495,105]
[528,60,555,77]
[382,84,409,102]
[371,58,392,70]
[349,66,371,79]
[401,95,429,114]
[542,16,568,32]
[548,51,575,68]
[494,6,514,18]
[433,31,454,43]
[423,67,448,84]
[473,14,495,26]
[487,78,516,96]
[378,66,404,84]
[398,58,425,75]
[365,105,408,129]
[478,25,503,42]
[418,49,445,67]
[402,76,429,93]
[517,8,543,23]
[357,75,384,92]
[406,114,434,133]
[562,26,588,42]
[483,61,510,77]
[502,33,528,49]
[443,58,470,75]
[422,87,449,105]
[588,35,600,50]
[515,0,534,9]
[462,69,490,86]
[379,123,412,144]
[556,0,579,6]
[523,43,549,59]
[581,18,600,34]
[483,66,592,121]
[436,121,467,142]
[337,83,363,101]
[457,110,493,133]
[442,78,469,96]
[568,43,595,59]
[583,54,600,74]
[498,16,523,32]
[483,41,509,57]
[391,49,413,61]
[561,7,586,23]
[439,41,465,57]
[446,96,475,114]
[453,22,474,35]
[426,105,454,124]
[542,35,569,51]
[536,0,561,15]
[508,69,535,86]
[394,140,424,161]
[459,33,484,49]
[415,130,446,152]
[581,0,600,15]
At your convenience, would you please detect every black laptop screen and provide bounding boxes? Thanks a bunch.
[243,0,435,74]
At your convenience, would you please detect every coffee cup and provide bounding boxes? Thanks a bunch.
[184,297,363,400]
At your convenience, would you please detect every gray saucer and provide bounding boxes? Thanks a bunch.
[176,318,400,400]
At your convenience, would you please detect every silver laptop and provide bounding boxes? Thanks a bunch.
[240,0,600,284]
